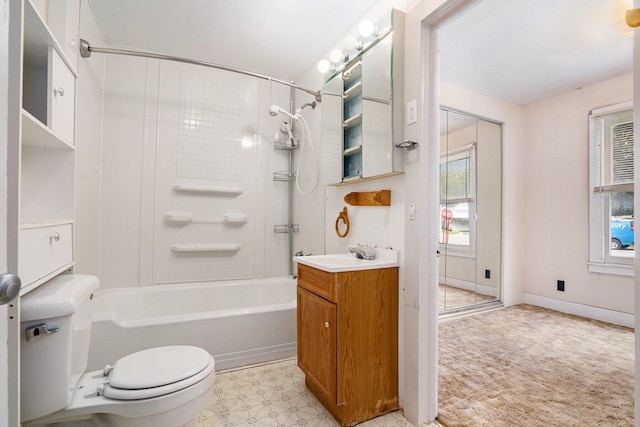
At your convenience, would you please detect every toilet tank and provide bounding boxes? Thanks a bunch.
[20,274,100,422]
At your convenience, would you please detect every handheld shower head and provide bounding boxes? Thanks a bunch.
[269,105,299,120]
[280,122,295,146]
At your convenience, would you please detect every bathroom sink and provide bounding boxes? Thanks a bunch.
[293,248,399,272]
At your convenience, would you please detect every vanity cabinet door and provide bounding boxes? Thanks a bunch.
[297,286,337,403]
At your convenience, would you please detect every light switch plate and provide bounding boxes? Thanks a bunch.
[406,100,417,125]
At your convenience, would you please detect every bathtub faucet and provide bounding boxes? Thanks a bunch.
[348,244,375,260]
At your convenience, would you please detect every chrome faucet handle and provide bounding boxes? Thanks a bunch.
[348,244,375,260]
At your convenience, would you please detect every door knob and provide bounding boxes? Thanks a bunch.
[0,273,21,304]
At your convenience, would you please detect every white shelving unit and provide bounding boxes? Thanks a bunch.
[19,0,78,293]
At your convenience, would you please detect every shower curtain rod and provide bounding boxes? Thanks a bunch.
[79,39,322,103]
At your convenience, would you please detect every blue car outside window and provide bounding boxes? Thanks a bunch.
[611,219,634,249]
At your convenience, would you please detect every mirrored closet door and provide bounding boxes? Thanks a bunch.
[439,108,502,313]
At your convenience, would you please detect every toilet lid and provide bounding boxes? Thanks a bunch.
[103,346,215,400]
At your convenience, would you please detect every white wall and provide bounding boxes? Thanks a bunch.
[287,67,326,259]
[522,73,634,315]
[75,0,105,277]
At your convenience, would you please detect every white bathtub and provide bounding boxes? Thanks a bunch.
[87,277,297,371]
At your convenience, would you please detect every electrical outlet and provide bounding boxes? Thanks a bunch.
[484,269,490,279]
[557,280,565,292]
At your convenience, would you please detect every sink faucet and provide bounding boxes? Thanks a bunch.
[348,244,375,260]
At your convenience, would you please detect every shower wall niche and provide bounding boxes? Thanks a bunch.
[99,56,292,288]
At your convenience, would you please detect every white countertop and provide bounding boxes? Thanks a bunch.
[293,248,399,273]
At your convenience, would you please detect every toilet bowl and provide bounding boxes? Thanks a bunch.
[20,274,216,427]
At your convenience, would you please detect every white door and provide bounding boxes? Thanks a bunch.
[2,0,22,425]
[0,1,9,416]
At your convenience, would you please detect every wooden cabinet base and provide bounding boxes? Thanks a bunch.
[305,376,398,426]
[297,264,399,426]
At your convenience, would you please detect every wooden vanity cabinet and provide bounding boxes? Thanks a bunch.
[296,263,399,426]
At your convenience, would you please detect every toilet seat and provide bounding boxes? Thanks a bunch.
[101,346,215,400]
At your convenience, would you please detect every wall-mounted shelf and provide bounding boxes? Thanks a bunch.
[171,184,243,196]
[170,244,241,253]
[344,190,391,206]
[19,0,79,291]
[343,60,362,82]
[22,110,74,149]
[274,224,300,233]
[163,212,248,225]
[273,171,296,182]
[343,113,362,129]
[344,81,362,101]
[343,144,362,156]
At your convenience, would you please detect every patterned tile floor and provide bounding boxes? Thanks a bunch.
[196,358,434,427]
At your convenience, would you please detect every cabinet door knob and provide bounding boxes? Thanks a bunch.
[54,87,65,96]
[324,321,330,328]
[50,232,60,242]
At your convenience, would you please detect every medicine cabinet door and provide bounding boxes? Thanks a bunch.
[321,74,344,185]
[361,34,393,179]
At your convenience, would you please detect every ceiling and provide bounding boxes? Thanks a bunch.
[89,0,633,106]
[439,0,633,105]
[88,0,381,82]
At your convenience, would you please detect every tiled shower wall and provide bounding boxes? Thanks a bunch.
[99,55,295,288]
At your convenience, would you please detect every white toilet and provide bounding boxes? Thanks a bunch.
[20,274,216,427]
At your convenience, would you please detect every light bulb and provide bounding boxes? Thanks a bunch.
[317,59,331,73]
[344,35,363,51]
[330,48,344,63]
[359,19,375,37]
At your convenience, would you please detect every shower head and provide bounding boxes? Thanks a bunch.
[298,101,316,111]
[269,105,299,120]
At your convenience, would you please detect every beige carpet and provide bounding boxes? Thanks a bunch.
[438,304,634,426]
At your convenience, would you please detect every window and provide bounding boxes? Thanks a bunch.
[589,101,634,274]
[440,144,475,249]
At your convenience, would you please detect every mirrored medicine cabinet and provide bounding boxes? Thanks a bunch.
[321,10,405,185]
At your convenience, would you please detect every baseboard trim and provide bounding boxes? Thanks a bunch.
[522,293,634,328]
[439,276,498,297]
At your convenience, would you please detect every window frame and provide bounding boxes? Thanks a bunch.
[588,101,634,275]
[439,143,476,254]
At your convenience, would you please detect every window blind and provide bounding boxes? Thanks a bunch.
[590,104,634,193]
